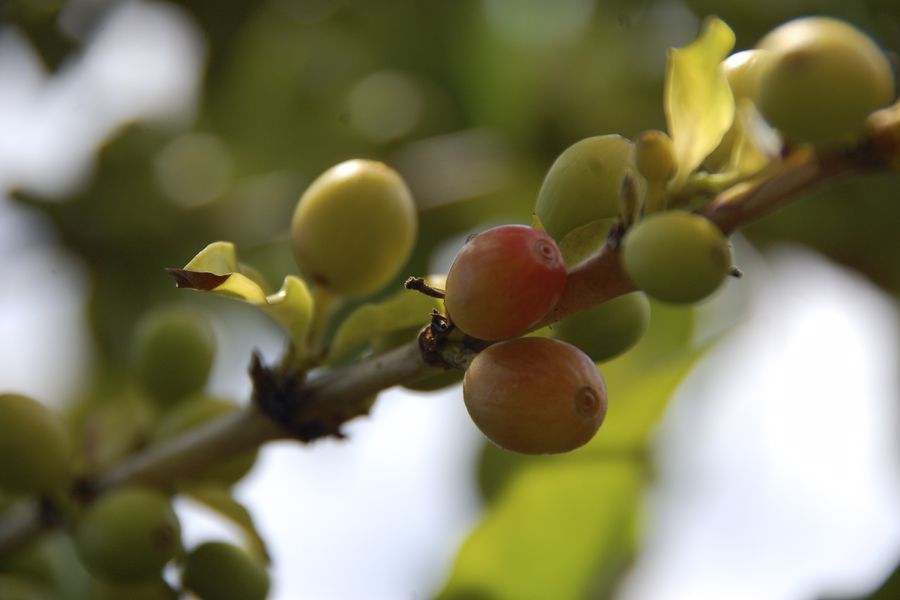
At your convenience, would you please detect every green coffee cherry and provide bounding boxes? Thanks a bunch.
[535,135,635,241]
[291,159,417,297]
[0,393,71,494]
[756,17,894,147]
[153,395,257,485]
[622,212,732,304]
[553,292,651,362]
[181,542,270,600]
[635,131,677,184]
[74,486,181,583]
[131,306,216,406]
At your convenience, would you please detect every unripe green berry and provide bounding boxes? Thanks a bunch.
[622,212,732,304]
[635,131,677,183]
[131,306,216,406]
[291,159,417,297]
[181,542,270,600]
[74,486,181,583]
[756,17,894,146]
[463,337,608,455]
[535,135,634,241]
[153,395,257,485]
[553,292,651,362]
[0,393,71,494]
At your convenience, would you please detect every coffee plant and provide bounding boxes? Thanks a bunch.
[2,4,900,600]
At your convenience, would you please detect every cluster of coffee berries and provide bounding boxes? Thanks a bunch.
[73,484,268,599]
[1,304,268,597]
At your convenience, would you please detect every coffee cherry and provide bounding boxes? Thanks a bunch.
[291,159,417,297]
[553,292,651,362]
[444,225,567,340]
[74,486,181,583]
[181,542,270,600]
[756,17,894,146]
[0,393,71,494]
[153,395,257,486]
[463,337,608,455]
[132,306,216,406]
[535,135,634,241]
[622,212,732,304]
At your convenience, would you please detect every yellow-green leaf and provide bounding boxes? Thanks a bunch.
[665,17,736,185]
[184,484,270,563]
[438,459,642,600]
[326,275,445,362]
[170,242,314,357]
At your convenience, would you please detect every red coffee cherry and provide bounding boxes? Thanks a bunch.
[444,225,567,341]
[463,337,608,454]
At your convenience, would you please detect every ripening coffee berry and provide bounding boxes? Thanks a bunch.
[463,337,608,455]
[756,17,894,146]
[152,395,257,486]
[74,486,181,583]
[535,135,634,241]
[181,542,270,600]
[291,159,417,297]
[0,393,71,494]
[622,212,732,304]
[131,306,216,406]
[444,225,567,340]
[553,292,651,362]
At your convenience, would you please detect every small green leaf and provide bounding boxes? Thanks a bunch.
[184,484,270,563]
[666,17,736,184]
[326,275,445,362]
[171,242,314,358]
[439,459,643,600]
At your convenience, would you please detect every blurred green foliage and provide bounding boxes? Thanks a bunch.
[3,0,900,599]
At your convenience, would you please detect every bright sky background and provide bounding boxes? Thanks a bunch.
[1,2,899,599]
